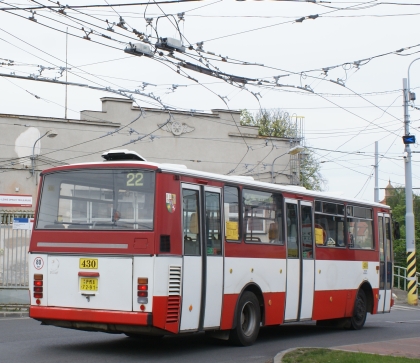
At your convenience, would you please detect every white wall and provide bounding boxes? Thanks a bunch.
[0,97,296,211]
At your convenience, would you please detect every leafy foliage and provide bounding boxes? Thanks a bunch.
[300,150,325,191]
[240,109,296,138]
[240,109,325,191]
[385,186,420,272]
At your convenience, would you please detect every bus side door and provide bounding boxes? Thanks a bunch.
[179,184,223,331]
[377,213,393,313]
[284,199,315,321]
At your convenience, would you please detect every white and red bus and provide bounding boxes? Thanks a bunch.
[28,150,394,346]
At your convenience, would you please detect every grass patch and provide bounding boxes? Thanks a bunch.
[282,348,420,363]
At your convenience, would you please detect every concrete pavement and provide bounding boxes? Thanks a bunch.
[0,304,28,318]
[332,289,420,359]
[276,288,420,362]
[2,289,420,361]
[332,336,420,359]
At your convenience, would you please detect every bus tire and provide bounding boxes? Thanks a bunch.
[349,289,367,330]
[230,291,261,346]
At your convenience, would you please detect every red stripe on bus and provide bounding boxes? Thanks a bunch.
[224,242,380,261]
[220,294,238,330]
[30,306,150,326]
[225,242,286,259]
[312,289,351,320]
[152,295,181,333]
[220,292,286,329]
[315,247,379,262]
[372,288,379,314]
[152,296,167,330]
[313,287,380,320]
[30,230,156,255]
[263,292,285,326]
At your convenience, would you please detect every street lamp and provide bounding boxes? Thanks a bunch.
[403,58,419,306]
[30,130,58,176]
[271,145,305,184]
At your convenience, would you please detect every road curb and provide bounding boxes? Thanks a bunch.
[0,311,29,318]
[273,347,304,363]
[0,304,29,318]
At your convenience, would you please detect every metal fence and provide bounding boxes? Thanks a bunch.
[0,211,34,288]
[394,265,420,294]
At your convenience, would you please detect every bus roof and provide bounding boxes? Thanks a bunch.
[40,159,390,210]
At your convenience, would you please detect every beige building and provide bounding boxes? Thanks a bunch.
[380,180,395,205]
[0,97,302,302]
[1,97,301,212]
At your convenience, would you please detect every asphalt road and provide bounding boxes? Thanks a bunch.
[1,305,419,363]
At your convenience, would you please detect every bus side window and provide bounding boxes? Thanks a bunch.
[347,206,374,250]
[243,189,284,244]
[315,203,346,247]
[183,189,201,256]
[224,186,240,241]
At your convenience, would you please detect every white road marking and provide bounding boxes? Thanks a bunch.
[392,305,420,311]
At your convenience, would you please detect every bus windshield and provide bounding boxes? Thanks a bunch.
[36,168,155,230]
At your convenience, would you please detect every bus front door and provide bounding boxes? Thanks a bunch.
[284,199,315,321]
[378,213,393,313]
[180,184,223,331]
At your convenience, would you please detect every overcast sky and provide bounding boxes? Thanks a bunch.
[1,0,420,202]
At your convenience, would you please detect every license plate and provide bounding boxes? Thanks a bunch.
[80,278,98,291]
[79,258,98,269]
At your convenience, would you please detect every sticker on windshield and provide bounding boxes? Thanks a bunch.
[166,193,176,213]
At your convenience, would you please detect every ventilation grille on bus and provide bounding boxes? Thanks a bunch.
[168,265,182,296]
[166,266,182,324]
[166,296,181,323]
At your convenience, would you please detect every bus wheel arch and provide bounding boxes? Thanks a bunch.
[230,284,263,346]
[348,283,372,330]
[359,282,374,314]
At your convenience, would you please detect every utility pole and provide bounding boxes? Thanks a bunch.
[65,27,68,120]
[403,76,418,306]
[374,141,379,203]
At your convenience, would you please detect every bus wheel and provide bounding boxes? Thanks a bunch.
[349,289,367,330]
[230,291,261,346]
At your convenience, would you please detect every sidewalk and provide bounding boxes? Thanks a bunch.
[392,287,416,304]
[0,304,29,318]
[275,288,420,362]
[333,336,420,359]
[332,289,420,359]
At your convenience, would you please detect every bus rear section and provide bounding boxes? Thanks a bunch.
[29,165,183,336]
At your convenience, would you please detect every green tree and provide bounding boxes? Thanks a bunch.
[300,150,324,191]
[240,109,296,138]
[386,187,420,272]
[240,109,325,191]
